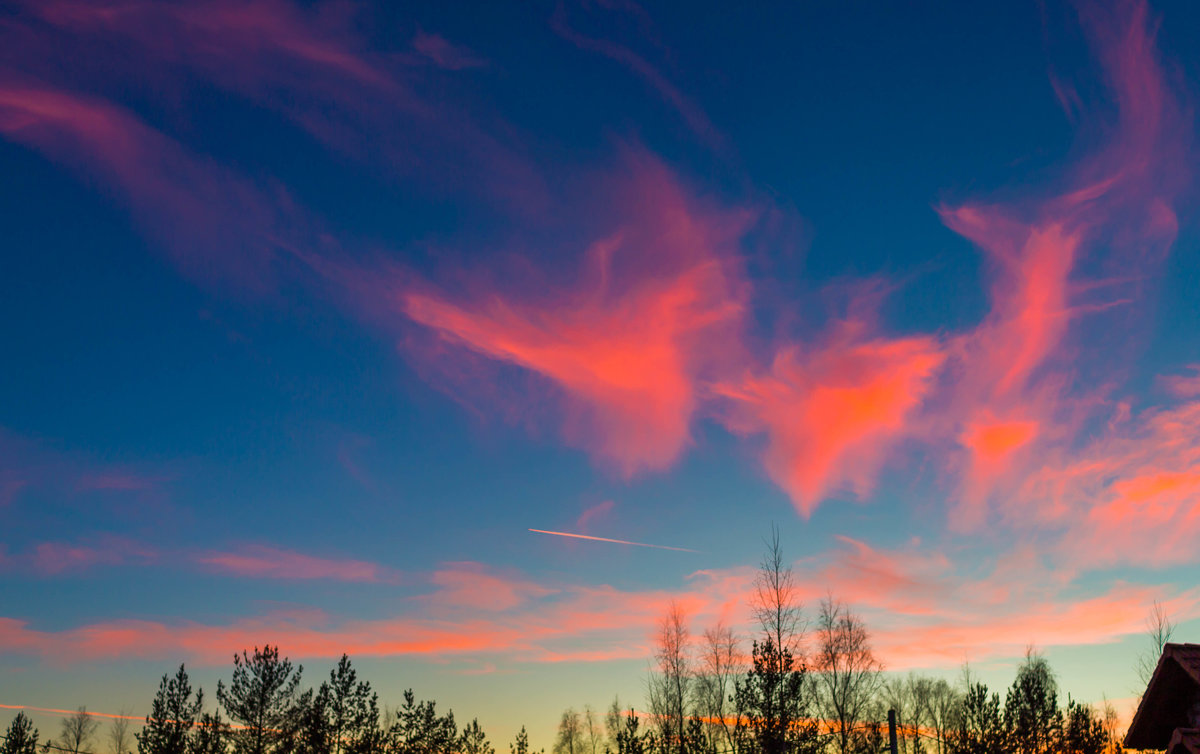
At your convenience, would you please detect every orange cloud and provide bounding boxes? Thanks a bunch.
[399,151,750,477]
[954,413,1040,529]
[715,326,944,515]
[935,0,1189,524]
[425,562,556,612]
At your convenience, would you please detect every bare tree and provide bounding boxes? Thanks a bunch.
[58,707,99,754]
[693,621,741,754]
[814,597,882,754]
[1100,696,1122,754]
[752,525,804,657]
[605,698,623,754]
[583,706,600,754]
[648,601,692,754]
[880,676,912,754]
[925,679,959,754]
[108,711,134,754]
[1136,600,1175,688]
[553,708,584,754]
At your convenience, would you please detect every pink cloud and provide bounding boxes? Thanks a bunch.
[195,545,401,584]
[1160,365,1200,398]
[551,5,723,151]
[397,149,751,477]
[714,324,944,516]
[935,0,1189,523]
[0,536,158,576]
[411,32,487,70]
[425,562,556,612]
[575,500,615,533]
[1019,393,1200,570]
[19,0,546,211]
[0,541,1189,674]
[0,81,285,290]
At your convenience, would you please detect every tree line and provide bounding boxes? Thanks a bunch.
[2,530,1142,754]
[551,529,1125,754]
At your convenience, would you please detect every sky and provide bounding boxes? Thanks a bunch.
[2,0,1200,746]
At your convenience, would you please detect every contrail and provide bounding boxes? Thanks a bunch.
[0,703,254,730]
[528,529,699,552]
[0,703,144,722]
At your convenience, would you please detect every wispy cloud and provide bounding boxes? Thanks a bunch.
[396,148,751,477]
[195,545,402,584]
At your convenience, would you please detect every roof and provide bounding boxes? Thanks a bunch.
[1169,728,1200,754]
[1125,644,1200,750]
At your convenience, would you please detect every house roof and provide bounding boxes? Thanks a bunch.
[1125,644,1200,750]
[1169,728,1200,754]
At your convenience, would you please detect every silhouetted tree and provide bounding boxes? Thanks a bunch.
[300,655,382,754]
[1100,698,1123,754]
[386,690,457,754]
[139,665,204,754]
[109,710,134,754]
[510,727,531,754]
[734,529,817,754]
[649,603,691,754]
[1135,601,1174,689]
[734,636,817,754]
[604,700,623,754]
[190,711,231,754]
[1060,698,1107,754]
[582,708,601,754]
[57,707,99,754]
[814,597,882,754]
[2,712,40,754]
[694,622,740,754]
[1003,650,1061,754]
[459,719,493,754]
[949,681,1003,754]
[925,679,960,754]
[218,645,303,754]
[552,709,583,754]
[614,711,644,754]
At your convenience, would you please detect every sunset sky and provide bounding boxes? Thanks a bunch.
[3,0,1200,745]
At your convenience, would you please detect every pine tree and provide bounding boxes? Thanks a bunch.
[386,690,457,754]
[949,682,1003,754]
[734,637,818,754]
[459,719,493,754]
[614,712,644,754]
[1061,698,1107,754]
[510,727,531,754]
[320,655,382,754]
[1003,652,1062,754]
[2,712,40,754]
[190,711,231,754]
[138,665,204,754]
[217,646,304,754]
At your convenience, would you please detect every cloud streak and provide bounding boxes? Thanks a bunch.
[528,529,698,553]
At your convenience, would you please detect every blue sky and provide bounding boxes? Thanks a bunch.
[2,0,1200,746]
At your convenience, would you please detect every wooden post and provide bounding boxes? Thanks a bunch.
[888,709,898,754]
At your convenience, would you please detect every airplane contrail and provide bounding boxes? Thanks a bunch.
[528,528,699,552]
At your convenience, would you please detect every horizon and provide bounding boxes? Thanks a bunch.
[3,0,1200,750]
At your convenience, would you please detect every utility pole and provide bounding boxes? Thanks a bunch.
[888,709,898,754]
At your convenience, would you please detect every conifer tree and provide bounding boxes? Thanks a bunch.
[217,645,303,754]
[138,665,204,754]
[510,727,530,754]
[459,719,493,754]
[1,712,40,754]
[1061,698,1107,754]
[190,711,232,754]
